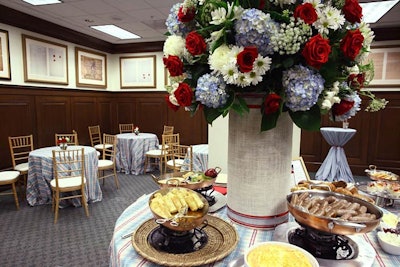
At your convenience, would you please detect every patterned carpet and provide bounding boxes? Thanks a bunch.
[0,172,159,267]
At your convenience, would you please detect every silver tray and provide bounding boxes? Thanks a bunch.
[356,181,400,200]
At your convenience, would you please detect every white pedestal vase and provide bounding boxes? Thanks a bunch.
[227,96,293,229]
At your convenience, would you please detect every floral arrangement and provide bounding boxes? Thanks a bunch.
[133,126,140,135]
[57,137,70,145]
[163,0,388,131]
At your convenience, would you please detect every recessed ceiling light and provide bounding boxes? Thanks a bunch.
[90,25,141,40]
[360,0,399,23]
[23,0,62,5]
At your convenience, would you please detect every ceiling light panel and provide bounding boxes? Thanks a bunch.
[90,25,141,40]
[23,0,62,5]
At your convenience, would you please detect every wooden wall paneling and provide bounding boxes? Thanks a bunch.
[35,96,71,148]
[134,97,167,138]
[300,130,324,172]
[0,95,35,170]
[97,97,114,135]
[168,109,208,145]
[115,99,136,132]
[367,96,400,174]
[71,96,97,145]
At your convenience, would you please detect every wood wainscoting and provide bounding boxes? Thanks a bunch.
[0,85,208,171]
[0,85,398,176]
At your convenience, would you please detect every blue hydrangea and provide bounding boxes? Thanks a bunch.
[282,65,325,112]
[195,73,228,108]
[165,3,195,36]
[234,8,278,56]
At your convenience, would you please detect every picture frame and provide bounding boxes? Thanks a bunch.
[75,47,107,88]
[291,157,310,185]
[0,29,11,80]
[22,34,68,85]
[120,55,156,88]
[368,46,400,87]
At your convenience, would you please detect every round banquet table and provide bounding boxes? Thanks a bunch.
[315,127,357,182]
[27,145,102,207]
[115,133,159,175]
[109,193,399,267]
[181,144,209,172]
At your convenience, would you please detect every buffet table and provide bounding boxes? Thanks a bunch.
[116,133,159,175]
[27,145,102,206]
[109,193,399,267]
[315,127,357,183]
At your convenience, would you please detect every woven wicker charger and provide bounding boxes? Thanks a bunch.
[132,215,239,266]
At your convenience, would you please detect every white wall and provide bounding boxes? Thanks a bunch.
[0,23,167,92]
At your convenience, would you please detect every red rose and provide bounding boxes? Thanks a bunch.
[178,6,195,22]
[258,0,265,9]
[237,46,258,73]
[332,100,354,116]
[185,31,207,56]
[163,55,184,77]
[294,3,318,25]
[174,83,193,107]
[342,0,363,24]
[348,73,365,90]
[340,29,364,61]
[302,34,331,69]
[165,95,179,111]
[263,93,281,115]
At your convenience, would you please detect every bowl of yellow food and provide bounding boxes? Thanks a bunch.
[244,241,319,267]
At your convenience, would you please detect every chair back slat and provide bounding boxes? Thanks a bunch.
[52,148,85,186]
[163,125,174,135]
[119,123,134,134]
[102,134,116,161]
[8,134,34,168]
[55,132,79,146]
[88,125,102,146]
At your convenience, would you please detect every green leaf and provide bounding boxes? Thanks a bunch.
[204,106,223,124]
[289,105,321,131]
[261,112,280,131]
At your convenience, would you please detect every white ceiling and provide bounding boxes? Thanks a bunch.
[0,0,399,45]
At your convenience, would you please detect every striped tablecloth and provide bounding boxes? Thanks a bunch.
[26,145,102,206]
[109,194,399,267]
[182,144,208,172]
[116,133,159,175]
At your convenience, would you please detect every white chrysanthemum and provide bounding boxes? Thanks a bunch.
[314,6,345,35]
[220,62,239,84]
[209,44,231,71]
[253,55,272,74]
[236,73,250,87]
[163,35,186,57]
[248,71,263,85]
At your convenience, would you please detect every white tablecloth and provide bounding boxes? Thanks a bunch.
[116,133,159,175]
[27,145,102,206]
[182,144,209,172]
[315,127,357,182]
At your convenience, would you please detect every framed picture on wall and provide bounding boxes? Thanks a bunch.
[0,29,11,80]
[22,34,68,85]
[120,55,156,88]
[75,47,107,88]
